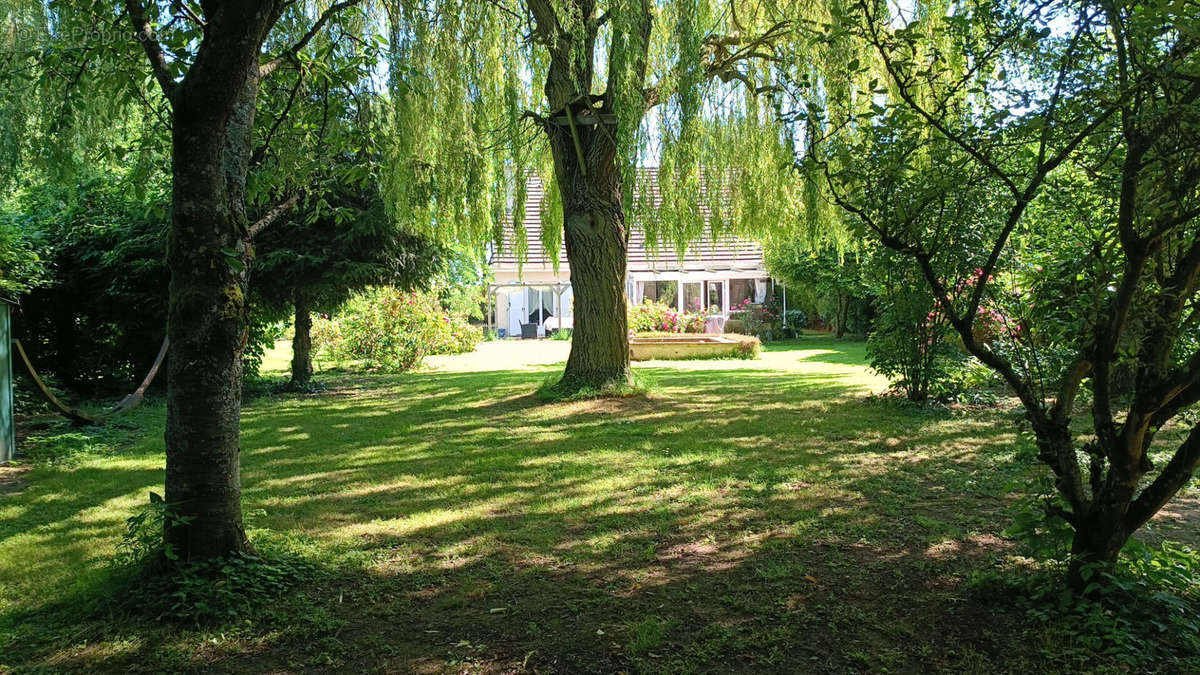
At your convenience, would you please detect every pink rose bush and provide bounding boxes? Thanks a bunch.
[628,299,708,334]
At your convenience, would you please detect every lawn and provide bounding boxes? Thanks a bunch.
[1,337,1196,673]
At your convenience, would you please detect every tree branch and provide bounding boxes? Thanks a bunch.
[260,0,364,79]
[643,20,790,111]
[248,193,301,239]
[125,0,178,104]
[1125,422,1200,531]
[251,68,306,167]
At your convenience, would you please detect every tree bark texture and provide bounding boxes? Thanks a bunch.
[545,103,633,393]
[529,0,648,394]
[291,292,314,388]
[161,4,276,561]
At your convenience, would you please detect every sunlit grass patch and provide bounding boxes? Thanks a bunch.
[1,337,1196,672]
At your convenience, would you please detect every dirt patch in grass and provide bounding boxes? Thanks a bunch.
[0,464,30,497]
[1145,495,1200,547]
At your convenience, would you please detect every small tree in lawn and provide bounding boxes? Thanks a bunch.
[807,0,1200,588]
[253,177,446,389]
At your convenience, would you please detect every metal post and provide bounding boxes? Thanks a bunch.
[782,283,788,328]
[1,301,14,463]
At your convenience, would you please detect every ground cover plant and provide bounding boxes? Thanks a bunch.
[2,339,1196,673]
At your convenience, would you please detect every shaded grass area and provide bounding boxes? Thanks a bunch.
[1,337,1196,673]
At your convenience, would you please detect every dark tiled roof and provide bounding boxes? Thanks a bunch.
[492,170,764,273]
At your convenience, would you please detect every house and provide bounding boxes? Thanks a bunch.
[487,172,781,338]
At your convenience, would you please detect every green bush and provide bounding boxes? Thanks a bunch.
[312,287,480,372]
[972,533,1200,669]
[866,287,963,403]
[782,309,808,330]
[6,174,170,394]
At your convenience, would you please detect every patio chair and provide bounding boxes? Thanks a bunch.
[520,323,539,339]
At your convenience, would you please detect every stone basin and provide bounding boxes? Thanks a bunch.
[628,334,754,361]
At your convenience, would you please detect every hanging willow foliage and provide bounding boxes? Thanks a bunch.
[1,0,908,262]
[0,0,170,193]
[372,0,885,267]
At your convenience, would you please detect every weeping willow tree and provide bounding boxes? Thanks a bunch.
[381,0,824,393]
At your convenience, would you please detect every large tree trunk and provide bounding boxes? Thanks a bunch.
[161,7,274,562]
[525,0,650,396]
[164,112,253,561]
[291,292,314,388]
[545,105,632,394]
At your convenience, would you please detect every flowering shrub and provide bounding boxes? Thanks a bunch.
[312,287,481,372]
[867,287,961,403]
[727,299,779,338]
[681,311,707,333]
[868,267,1019,402]
[310,313,344,363]
[958,268,1023,344]
[628,300,708,334]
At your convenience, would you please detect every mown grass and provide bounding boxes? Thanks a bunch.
[1,337,1196,673]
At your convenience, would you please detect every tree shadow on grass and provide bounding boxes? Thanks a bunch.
[3,362,1191,672]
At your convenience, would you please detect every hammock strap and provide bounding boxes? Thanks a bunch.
[12,336,169,425]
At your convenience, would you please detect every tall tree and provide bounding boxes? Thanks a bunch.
[120,0,365,561]
[384,0,803,395]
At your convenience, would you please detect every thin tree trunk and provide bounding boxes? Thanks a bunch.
[835,292,847,339]
[291,292,313,388]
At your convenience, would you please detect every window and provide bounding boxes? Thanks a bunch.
[642,280,678,305]
[683,282,703,312]
[705,281,724,313]
[729,279,755,306]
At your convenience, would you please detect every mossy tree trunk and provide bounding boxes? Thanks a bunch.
[135,3,281,562]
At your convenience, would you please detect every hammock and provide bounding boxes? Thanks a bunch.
[13,337,169,425]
